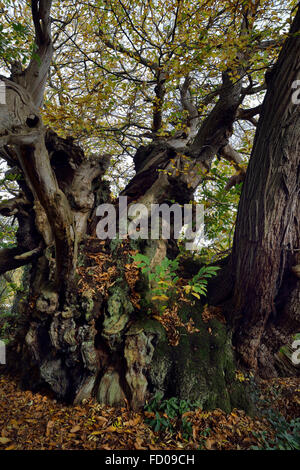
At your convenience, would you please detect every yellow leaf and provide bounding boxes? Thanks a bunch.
[152,295,169,301]
[191,292,201,299]
[153,315,162,321]
[90,431,103,436]
[5,445,15,450]
[0,438,11,445]
[183,285,192,293]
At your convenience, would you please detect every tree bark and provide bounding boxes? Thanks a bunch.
[2,2,300,412]
[231,8,300,374]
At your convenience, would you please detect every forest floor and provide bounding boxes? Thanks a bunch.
[0,374,299,450]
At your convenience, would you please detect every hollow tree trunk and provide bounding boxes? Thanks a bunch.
[231,8,300,375]
[8,135,250,413]
[0,66,251,410]
[0,79,251,411]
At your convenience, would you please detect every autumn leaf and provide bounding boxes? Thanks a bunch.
[46,420,55,436]
[0,437,11,445]
[134,437,147,450]
[205,438,217,450]
[70,425,81,433]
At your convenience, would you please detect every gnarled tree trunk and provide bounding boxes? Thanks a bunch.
[1,1,299,413]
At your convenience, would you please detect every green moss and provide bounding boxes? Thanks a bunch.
[144,300,253,414]
[81,291,94,321]
[127,315,165,337]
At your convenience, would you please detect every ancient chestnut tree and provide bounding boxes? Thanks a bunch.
[0,0,299,409]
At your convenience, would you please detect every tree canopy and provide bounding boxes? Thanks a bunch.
[0,0,297,258]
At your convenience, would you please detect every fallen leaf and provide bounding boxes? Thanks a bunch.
[5,444,15,450]
[0,438,11,445]
[70,425,80,433]
[134,438,147,450]
[205,438,217,450]
[96,416,108,426]
[46,420,55,436]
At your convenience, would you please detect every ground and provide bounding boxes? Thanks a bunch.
[0,374,299,450]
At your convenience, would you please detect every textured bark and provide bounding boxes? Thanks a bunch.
[231,9,300,372]
[0,83,252,411]
[13,235,251,413]
[13,0,53,108]
[2,2,299,411]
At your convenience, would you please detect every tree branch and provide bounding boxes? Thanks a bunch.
[237,105,262,121]
[152,71,167,133]
[0,246,42,275]
[0,196,29,217]
[97,28,158,72]
[188,71,244,162]
[24,0,54,106]
[18,134,76,299]
[218,144,243,167]
[179,76,199,133]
